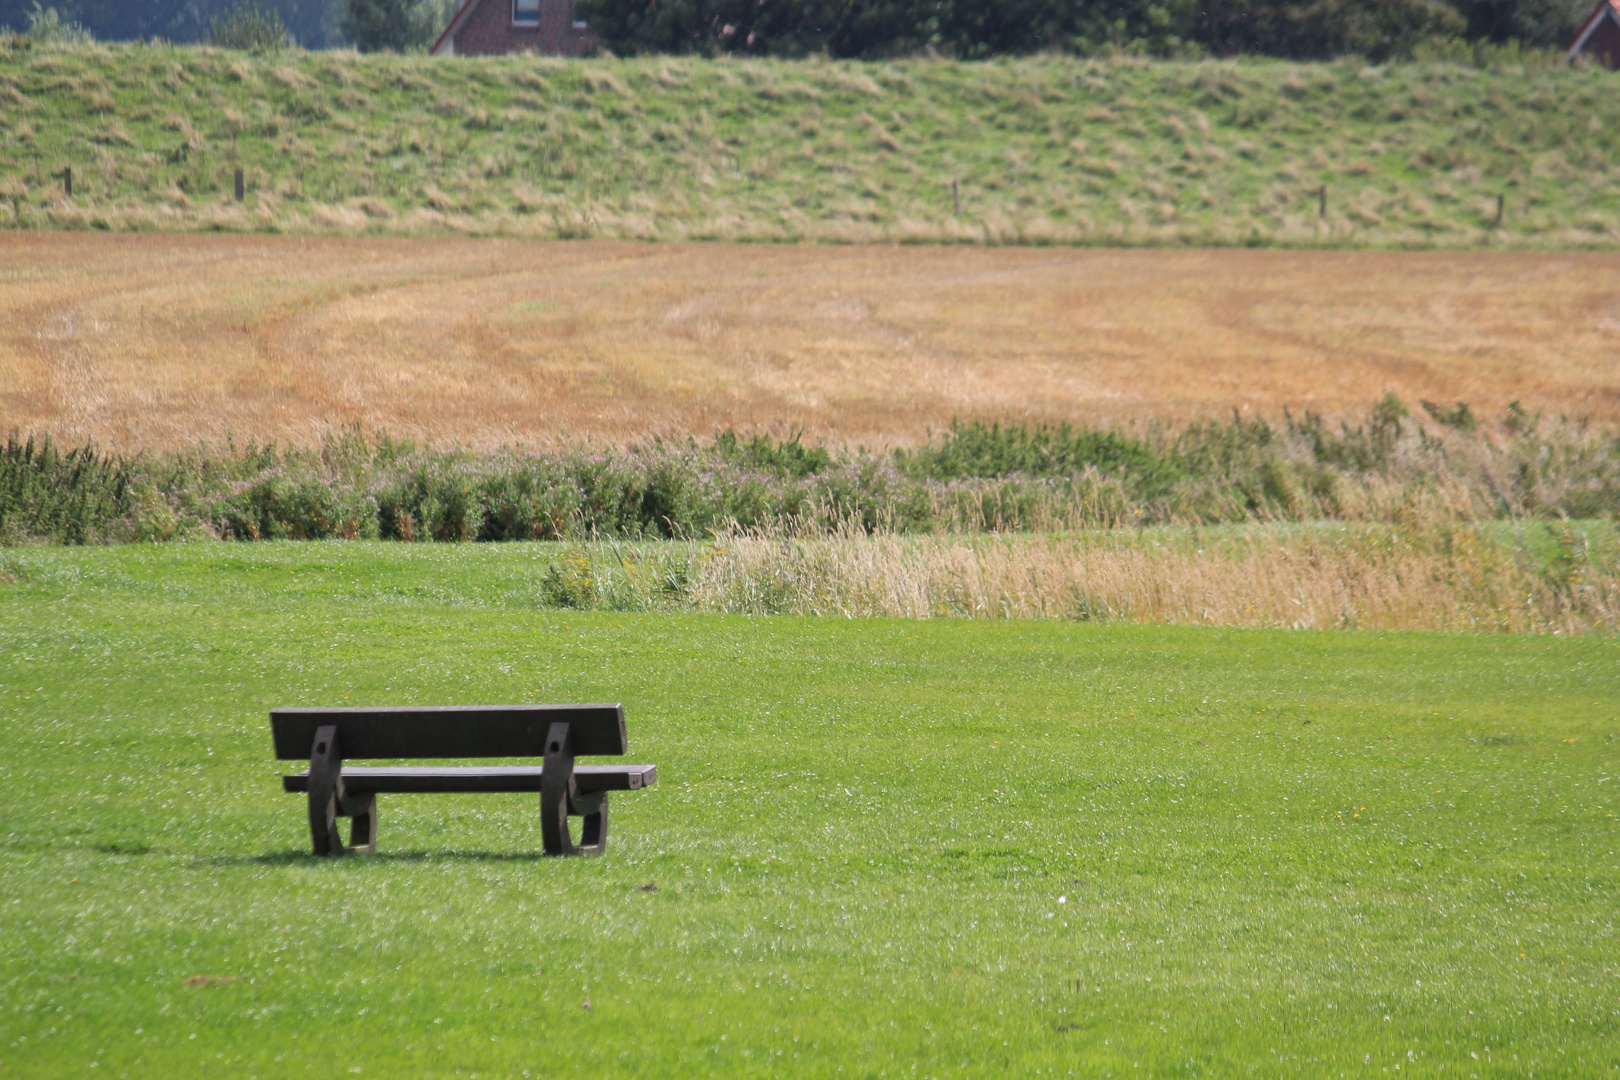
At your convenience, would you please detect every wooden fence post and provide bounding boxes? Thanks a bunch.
[952,177,960,215]
[235,168,245,202]
[1494,193,1504,227]
[1318,185,1326,219]
[63,166,72,198]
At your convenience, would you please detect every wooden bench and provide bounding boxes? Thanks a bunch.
[272,704,656,857]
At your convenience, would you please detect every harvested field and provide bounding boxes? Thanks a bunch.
[3,233,1618,451]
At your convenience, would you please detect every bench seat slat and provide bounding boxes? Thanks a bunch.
[282,764,656,795]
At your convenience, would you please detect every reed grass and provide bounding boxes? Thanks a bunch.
[526,518,1620,635]
[4,399,1617,545]
[8,400,1614,633]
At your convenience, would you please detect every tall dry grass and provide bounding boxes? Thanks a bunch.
[544,521,1620,635]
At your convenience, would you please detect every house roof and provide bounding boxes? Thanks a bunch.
[429,0,482,56]
[1568,0,1620,59]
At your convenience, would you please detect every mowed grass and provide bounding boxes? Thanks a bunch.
[5,44,1620,249]
[1,542,1617,1078]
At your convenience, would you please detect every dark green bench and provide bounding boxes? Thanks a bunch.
[272,704,656,857]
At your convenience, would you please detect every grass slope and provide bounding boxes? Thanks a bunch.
[1,542,1617,1077]
[2,43,1619,247]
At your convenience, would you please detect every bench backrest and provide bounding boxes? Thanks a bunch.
[271,704,627,760]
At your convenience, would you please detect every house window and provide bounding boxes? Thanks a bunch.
[513,0,539,24]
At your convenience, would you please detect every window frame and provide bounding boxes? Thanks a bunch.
[512,0,540,25]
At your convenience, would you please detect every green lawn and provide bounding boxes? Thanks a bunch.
[1,542,1616,1078]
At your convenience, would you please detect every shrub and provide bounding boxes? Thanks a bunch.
[5,401,1618,547]
[1197,0,1466,61]
[375,460,484,541]
[209,0,291,53]
[338,0,441,53]
[217,472,378,540]
[897,420,1172,486]
[0,436,130,544]
[476,458,580,541]
[712,429,831,478]
[24,3,91,45]
[1422,399,1478,433]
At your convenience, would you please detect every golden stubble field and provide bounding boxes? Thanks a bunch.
[3,233,1618,451]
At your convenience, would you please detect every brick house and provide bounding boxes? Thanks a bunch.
[428,0,598,57]
[1569,0,1620,68]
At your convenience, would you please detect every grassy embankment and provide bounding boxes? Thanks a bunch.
[0,542,1616,1077]
[2,40,1618,247]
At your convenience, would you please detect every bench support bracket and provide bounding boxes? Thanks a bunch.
[308,725,377,857]
[541,721,608,856]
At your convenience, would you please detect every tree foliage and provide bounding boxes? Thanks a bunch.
[1449,0,1588,47]
[575,0,1202,57]
[337,0,440,51]
[209,0,291,51]
[1198,0,1467,61]
[575,0,1582,58]
[0,0,1589,57]
[23,2,92,43]
[0,0,339,46]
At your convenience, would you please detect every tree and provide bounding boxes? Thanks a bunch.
[826,0,941,58]
[933,0,1199,56]
[0,0,342,47]
[573,0,837,56]
[1448,0,1585,47]
[209,0,291,50]
[24,2,93,43]
[338,0,438,51]
[1194,0,1466,60]
[574,0,1200,57]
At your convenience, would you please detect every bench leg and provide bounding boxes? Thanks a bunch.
[306,726,378,857]
[309,786,345,857]
[541,721,577,856]
[538,721,612,858]
[308,725,346,857]
[541,784,576,856]
[343,793,377,855]
[541,792,608,857]
[311,790,378,857]
[576,793,608,856]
